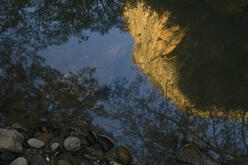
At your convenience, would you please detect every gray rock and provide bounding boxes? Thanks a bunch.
[27,138,45,149]
[175,144,203,165]
[51,142,60,152]
[29,154,48,165]
[64,137,81,152]
[10,157,27,165]
[0,151,17,161]
[0,129,24,153]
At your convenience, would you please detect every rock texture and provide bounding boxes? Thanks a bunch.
[0,129,24,153]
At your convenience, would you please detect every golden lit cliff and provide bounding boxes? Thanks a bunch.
[123,1,248,120]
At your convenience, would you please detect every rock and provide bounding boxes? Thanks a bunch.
[175,144,203,165]
[10,157,27,165]
[34,133,54,143]
[36,119,55,133]
[104,149,117,162]
[79,135,90,146]
[60,152,81,165]
[11,123,27,132]
[116,146,132,165]
[83,154,98,161]
[64,137,80,152]
[83,145,104,160]
[109,161,122,165]
[0,151,17,161]
[0,129,24,153]
[51,142,60,152]
[57,160,71,165]
[27,138,45,149]
[29,154,48,165]
[86,130,97,145]
[97,135,114,152]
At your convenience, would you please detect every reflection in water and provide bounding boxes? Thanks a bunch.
[104,75,248,164]
[1,0,248,164]
[39,29,135,84]
[124,1,248,120]
[0,0,122,126]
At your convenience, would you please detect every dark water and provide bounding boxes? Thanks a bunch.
[1,0,248,164]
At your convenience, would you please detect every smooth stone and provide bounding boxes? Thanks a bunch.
[10,157,27,165]
[86,130,97,145]
[51,142,60,152]
[104,149,117,162]
[84,146,103,160]
[57,160,71,165]
[29,154,48,165]
[109,161,122,165]
[0,129,24,153]
[64,137,80,152]
[27,138,45,149]
[83,154,98,161]
[79,135,90,146]
[175,144,203,165]
[0,151,17,161]
[116,146,132,165]
[11,123,27,132]
[60,152,81,165]
[97,135,114,152]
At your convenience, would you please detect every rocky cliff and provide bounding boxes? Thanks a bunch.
[123,1,248,120]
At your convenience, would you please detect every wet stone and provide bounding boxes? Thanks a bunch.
[29,154,48,165]
[97,135,114,152]
[0,151,17,161]
[116,146,132,165]
[175,144,203,165]
[27,138,45,149]
[10,157,27,165]
[86,130,97,145]
[57,159,71,165]
[64,137,81,152]
[0,129,24,153]
[51,142,60,152]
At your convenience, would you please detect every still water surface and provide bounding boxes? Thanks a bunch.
[1,0,248,164]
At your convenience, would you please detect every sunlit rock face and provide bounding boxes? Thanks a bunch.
[124,1,248,120]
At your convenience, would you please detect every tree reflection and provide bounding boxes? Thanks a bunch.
[123,0,248,119]
[103,75,248,165]
[0,0,122,127]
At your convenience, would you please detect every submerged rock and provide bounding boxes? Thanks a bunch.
[97,135,115,152]
[57,159,71,165]
[27,138,45,149]
[0,129,24,153]
[86,130,97,145]
[116,146,132,165]
[175,144,203,165]
[29,154,48,165]
[10,157,27,165]
[64,137,81,152]
[0,151,17,161]
[51,142,60,152]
